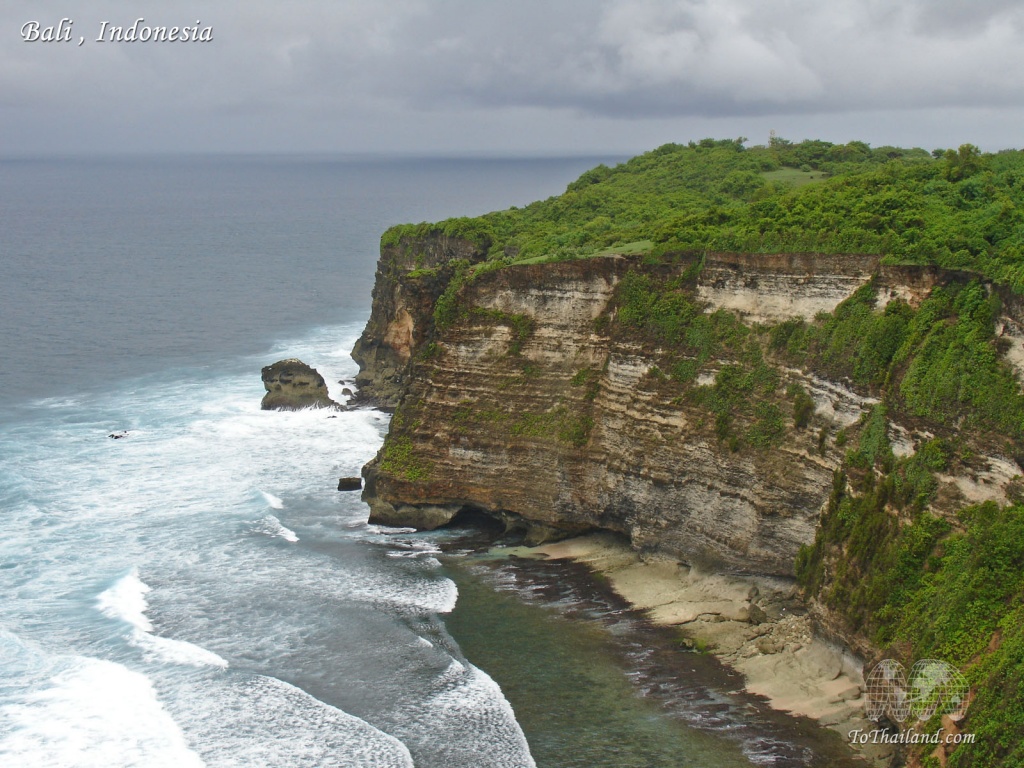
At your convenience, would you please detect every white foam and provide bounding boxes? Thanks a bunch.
[416,660,537,768]
[260,490,284,509]
[385,551,441,562]
[175,674,414,768]
[0,656,205,768]
[251,514,299,542]
[33,396,82,409]
[345,572,459,615]
[362,525,418,535]
[139,634,230,669]
[386,539,443,557]
[96,569,228,669]
[97,567,153,633]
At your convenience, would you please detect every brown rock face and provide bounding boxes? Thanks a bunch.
[261,359,338,411]
[357,254,856,574]
[337,476,363,491]
[352,243,1022,576]
[350,231,486,409]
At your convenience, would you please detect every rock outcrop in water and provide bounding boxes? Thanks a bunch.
[353,233,1023,578]
[261,359,338,411]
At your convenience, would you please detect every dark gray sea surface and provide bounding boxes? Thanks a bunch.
[0,154,613,406]
[0,155,862,767]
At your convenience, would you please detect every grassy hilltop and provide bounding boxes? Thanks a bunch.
[386,137,1024,289]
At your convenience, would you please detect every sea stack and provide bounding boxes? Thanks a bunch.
[260,359,338,411]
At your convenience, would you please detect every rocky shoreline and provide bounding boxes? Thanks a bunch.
[429,525,866,767]
[494,532,893,767]
[260,358,339,411]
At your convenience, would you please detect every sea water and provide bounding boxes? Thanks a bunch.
[0,156,860,767]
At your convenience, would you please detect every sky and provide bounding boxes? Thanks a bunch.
[4,0,1024,156]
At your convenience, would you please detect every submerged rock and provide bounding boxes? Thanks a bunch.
[260,359,338,411]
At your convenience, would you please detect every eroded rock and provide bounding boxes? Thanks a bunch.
[260,359,338,411]
[354,246,1024,577]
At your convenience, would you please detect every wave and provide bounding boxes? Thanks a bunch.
[30,396,83,409]
[97,569,229,669]
[250,514,299,542]
[345,571,459,616]
[96,567,154,632]
[412,660,537,768]
[259,490,285,509]
[173,674,414,768]
[0,655,205,768]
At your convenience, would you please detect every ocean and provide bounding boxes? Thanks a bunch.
[0,155,860,767]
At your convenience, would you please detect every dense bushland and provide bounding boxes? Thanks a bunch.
[384,137,1024,290]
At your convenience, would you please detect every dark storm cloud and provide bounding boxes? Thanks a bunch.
[362,0,1024,117]
[3,0,1023,152]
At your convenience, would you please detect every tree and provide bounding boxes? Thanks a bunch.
[943,143,984,182]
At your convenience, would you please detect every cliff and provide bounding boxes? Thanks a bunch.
[351,232,485,408]
[352,239,1022,580]
[351,139,1024,766]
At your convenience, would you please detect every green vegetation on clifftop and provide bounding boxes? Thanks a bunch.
[386,137,1024,290]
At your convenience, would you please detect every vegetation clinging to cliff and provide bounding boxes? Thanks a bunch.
[605,261,1024,764]
[772,280,1024,440]
[797,469,1024,767]
[609,264,1024,456]
[783,284,1024,766]
[386,137,1024,290]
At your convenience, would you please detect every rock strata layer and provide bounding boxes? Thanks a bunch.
[261,359,338,411]
[353,237,1022,577]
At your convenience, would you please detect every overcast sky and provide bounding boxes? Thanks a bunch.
[4,0,1024,155]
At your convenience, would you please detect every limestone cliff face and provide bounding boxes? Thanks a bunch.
[354,243,1021,576]
[696,251,876,323]
[351,232,486,408]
